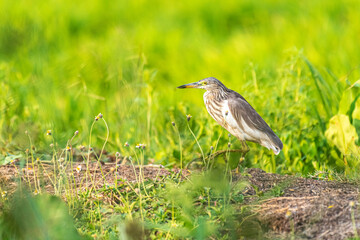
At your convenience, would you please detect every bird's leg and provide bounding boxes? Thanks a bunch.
[187,149,244,169]
[236,141,250,173]
[240,141,250,161]
[189,141,250,170]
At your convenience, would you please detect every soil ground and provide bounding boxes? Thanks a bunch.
[239,169,360,240]
[0,163,359,240]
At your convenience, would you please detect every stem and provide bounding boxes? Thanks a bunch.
[187,121,205,166]
[173,124,183,170]
[86,120,96,189]
[93,118,110,187]
[26,134,39,193]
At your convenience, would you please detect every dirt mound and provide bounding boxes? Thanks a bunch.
[239,168,360,240]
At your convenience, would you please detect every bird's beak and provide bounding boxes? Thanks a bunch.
[177,82,201,89]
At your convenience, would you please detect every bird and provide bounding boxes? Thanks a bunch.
[177,77,283,157]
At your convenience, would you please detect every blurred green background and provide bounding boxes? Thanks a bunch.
[1,0,360,174]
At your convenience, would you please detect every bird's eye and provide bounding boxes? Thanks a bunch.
[201,81,207,85]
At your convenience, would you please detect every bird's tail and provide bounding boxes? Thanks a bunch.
[264,132,283,155]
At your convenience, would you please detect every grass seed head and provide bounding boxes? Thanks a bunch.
[95,113,103,121]
[186,114,192,121]
[136,143,146,149]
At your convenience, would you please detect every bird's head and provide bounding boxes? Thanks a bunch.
[177,77,226,91]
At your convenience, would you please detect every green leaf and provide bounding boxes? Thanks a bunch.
[348,93,360,123]
[0,154,22,165]
[325,114,358,155]
[353,119,360,146]
[349,79,360,89]
[303,57,332,118]
[338,89,353,115]
[352,97,360,121]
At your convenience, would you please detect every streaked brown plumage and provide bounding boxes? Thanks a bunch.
[177,77,283,155]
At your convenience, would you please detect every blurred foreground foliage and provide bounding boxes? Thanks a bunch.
[0,191,82,240]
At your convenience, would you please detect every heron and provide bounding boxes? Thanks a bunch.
[177,77,283,158]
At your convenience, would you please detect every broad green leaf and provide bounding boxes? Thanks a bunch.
[338,89,353,115]
[354,119,360,145]
[352,99,360,120]
[325,114,358,155]
[348,94,360,123]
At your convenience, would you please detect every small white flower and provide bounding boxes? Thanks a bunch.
[75,165,82,173]
[1,191,7,198]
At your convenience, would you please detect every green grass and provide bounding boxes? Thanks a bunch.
[1,0,360,238]
[1,0,360,173]
[1,0,360,174]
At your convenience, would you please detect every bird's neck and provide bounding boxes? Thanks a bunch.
[204,89,229,101]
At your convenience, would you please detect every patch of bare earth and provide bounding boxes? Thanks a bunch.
[236,168,360,240]
[0,162,188,196]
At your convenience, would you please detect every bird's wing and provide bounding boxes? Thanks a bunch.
[227,92,282,151]
[227,95,273,133]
